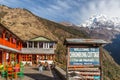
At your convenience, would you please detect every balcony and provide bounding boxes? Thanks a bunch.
[21,48,55,54]
[0,38,21,50]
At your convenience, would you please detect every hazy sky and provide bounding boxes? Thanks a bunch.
[0,0,120,25]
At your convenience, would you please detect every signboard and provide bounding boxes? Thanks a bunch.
[65,39,107,80]
[94,76,100,80]
[69,48,99,66]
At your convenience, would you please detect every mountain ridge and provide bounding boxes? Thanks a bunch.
[0,5,87,42]
[80,14,120,30]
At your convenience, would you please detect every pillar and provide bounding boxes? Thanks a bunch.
[2,31,6,45]
[26,54,27,61]
[53,54,55,60]
[50,55,52,60]
[37,42,39,48]
[10,35,12,47]
[27,42,29,48]
[18,42,20,49]
[18,54,21,63]
[47,43,50,48]
[20,42,22,48]
[36,55,37,64]
[32,42,34,48]
[3,51,6,65]
[100,46,103,80]
[2,30,5,39]
[42,54,44,60]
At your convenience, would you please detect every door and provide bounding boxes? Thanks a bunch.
[32,55,37,64]
[0,51,2,64]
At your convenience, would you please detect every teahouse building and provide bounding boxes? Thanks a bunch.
[21,36,56,65]
[0,23,57,65]
[0,23,22,65]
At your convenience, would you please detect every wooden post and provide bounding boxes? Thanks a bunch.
[18,54,21,63]
[100,46,103,80]
[18,41,20,49]
[10,35,12,47]
[42,54,43,60]
[2,31,6,45]
[3,51,6,65]
[37,42,39,48]
[26,54,27,61]
[14,53,15,62]
[32,42,34,48]
[36,55,37,64]
[2,30,5,39]
[27,42,29,48]
[9,53,11,63]
[53,54,55,60]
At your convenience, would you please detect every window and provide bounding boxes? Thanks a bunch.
[5,33,10,41]
[43,43,49,49]
[39,42,43,48]
[23,42,27,48]
[50,43,54,48]
[16,40,19,48]
[12,38,16,44]
[34,42,37,48]
[29,42,32,48]
[0,30,2,38]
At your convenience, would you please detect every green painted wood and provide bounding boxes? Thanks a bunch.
[29,36,51,41]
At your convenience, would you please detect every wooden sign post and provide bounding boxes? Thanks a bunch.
[64,39,107,80]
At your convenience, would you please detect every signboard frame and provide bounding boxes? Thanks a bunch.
[68,46,101,67]
[66,44,103,80]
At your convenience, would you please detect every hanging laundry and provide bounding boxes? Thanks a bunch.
[13,38,16,43]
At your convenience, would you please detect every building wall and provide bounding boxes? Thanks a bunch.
[0,24,22,64]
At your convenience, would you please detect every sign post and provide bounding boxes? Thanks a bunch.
[64,39,107,80]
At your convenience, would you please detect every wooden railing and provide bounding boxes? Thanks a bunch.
[0,38,21,50]
[22,48,54,54]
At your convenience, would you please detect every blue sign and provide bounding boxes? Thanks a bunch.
[69,48,100,65]
[94,76,100,80]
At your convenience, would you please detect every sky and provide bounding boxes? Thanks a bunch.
[0,0,120,25]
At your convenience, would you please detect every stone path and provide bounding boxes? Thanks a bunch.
[0,67,61,80]
[24,67,61,80]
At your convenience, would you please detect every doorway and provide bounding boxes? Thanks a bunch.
[0,51,2,64]
[32,55,37,64]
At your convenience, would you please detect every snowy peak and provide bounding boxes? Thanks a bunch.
[80,14,120,31]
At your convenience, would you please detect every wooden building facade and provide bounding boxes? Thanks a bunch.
[0,23,56,65]
[21,36,56,65]
[0,23,22,65]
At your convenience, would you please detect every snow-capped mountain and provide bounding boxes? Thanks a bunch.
[76,14,120,41]
[78,14,120,65]
[80,14,120,32]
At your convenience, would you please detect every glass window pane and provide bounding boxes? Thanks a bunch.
[39,42,43,48]
[34,42,37,48]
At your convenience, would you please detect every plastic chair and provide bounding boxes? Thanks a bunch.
[0,65,4,72]
[1,70,7,78]
[1,65,7,79]
[17,67,24,79]
[17,71,24,79]
[7,66,14,79]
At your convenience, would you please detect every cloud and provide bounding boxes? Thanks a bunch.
[1,0,120,25]
[79,0,120,24]
[34,0,120,24]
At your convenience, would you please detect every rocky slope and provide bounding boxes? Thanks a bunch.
[102,49,120,80]
[0,5,86,42]
[0,5,120,79]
